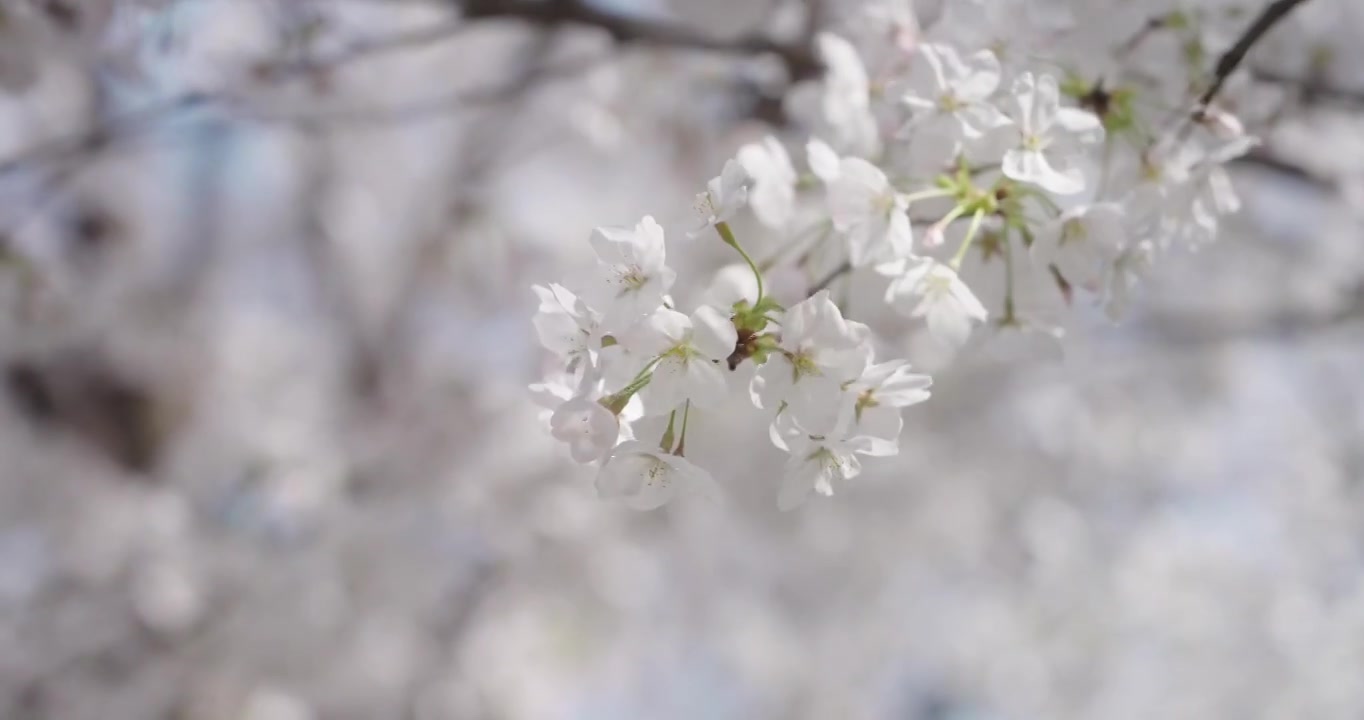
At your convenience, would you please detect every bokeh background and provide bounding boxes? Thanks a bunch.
[1,0,1364,718]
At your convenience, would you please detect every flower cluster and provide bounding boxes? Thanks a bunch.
[533,1,1254,509]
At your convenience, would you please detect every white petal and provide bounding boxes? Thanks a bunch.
[1056,107,1103,142]
[704,263,760,307]
[876,371,932,407]
[752,354,794,410]
[645,307,691,346]
[854,406,903,456]
[640,354,689,415]
[683,356,729,408]
[690,305,738,360]
[596,450,648,498]
[532,311,584,358]
[1002,149,1084,195]
[957,49,1001,100]
[624,464,676,510]
[806,138,842,182]
[786,379,854,438]
[926,303,976,348]
[1011,72,1037,133]
[662,454,722,504]
[1029,74,1060,131]
[551,397,619,463]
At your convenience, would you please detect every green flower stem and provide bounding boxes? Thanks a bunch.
[602,357,661,414]
[660,409,677,452]
[715,221,764,304]
[901,187,954,204]
[673,400,692,456]
[1002,226,1018,324]
[950,208,988,270]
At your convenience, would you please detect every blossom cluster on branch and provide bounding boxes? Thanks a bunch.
[532,0,1259,510]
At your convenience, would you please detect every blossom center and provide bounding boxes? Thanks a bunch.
[1060,218,1087,246]
[694,192,717,218]
[643,458,672,487]
[616,265,647,293]
[789,350,822,382]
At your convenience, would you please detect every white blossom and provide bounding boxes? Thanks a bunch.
[596,441,721,510]
[588,216,676,331]
[882,257,989,348]
[550,395,621,464]
[737,136,797,229]
[848,360,933,457]
[1000,73,1103,196]
[627,306,737,415]
[532,283,606,380]
[787,33,879,157]
[752,291,871,426]
[769,406,866,511]
[1033,203,1127,293]
[826,156,914,266]
[691,159,749,236]
[901,44,1007,142]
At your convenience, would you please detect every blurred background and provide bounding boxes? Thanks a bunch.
[1,0,1364,718]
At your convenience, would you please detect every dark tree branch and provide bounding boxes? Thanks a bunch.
[1250,67,1364,107]
[458,0,819,79]
[256,19,470,80]
[1198,0,1313,110]
[1234,147,1334,188]
[807,260,851,297]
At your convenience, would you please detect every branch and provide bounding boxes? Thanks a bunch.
[0,17,516,176]
[229,52,608,127]
[1250,66,1364,106]
[255,19,470,80]
[458,0,819,79]
[807,260,851,297]
[1198,0,1313,109]
[1233,147,1334,188]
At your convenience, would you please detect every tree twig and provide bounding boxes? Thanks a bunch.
[458,0,819,79]
[1197,0,1313,110]
[807,260,851,297]
[1250,67,1364,107]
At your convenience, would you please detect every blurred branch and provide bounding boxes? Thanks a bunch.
[234,52,607,126]
[256,19,470,79]
[1250,66,1364,107]
[0,17,586,177]
[1198,0,1313,110]
[457,0,820,79]
[0,93,209,179]
[807,260,851,297]
[1233,147,1335,189]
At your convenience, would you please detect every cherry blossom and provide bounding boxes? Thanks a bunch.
[847,360,933,457]
[691,159,749,236]
[596,441,721,510]
[588,216,676,331]
[752,291,871,424]
[531,4,1264,509]
[882,258,989,348]
[531,283,604,376]
[1000,72,1103,195]
[627,307,736,414]
[1033,203,1127,293]
[901,44,1007,142]
[824,156,914,266]
[737,136,797,229]
[550,395,621,464]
